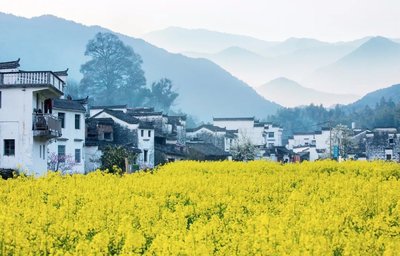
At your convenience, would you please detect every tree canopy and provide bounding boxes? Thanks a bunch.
[79,32,147,106]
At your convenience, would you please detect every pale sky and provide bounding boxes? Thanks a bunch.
[1,0,400,41]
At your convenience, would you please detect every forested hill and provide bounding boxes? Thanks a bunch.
[347,84,400,110]
[0,13,280,121]
[267,84,400,139]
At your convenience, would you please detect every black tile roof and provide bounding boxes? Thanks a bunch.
[213,117,254,121]
[155,144,186,157]
[187,142,231,157]
[53,69,68,77]
[91,104,127,110]
[187,124,226,133]
[53,98,86,112]
[0,58,20,70]
[130,111,163,117]
[138,121,155,129]
[92,109,139,124]
[86,117,114,125]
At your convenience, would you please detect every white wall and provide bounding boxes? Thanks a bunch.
[0,88,55,175]
[213,119,266,146]
[137,128,155,168]
[47,109,85,173]
[315,130,330,151]
[264,125,283,147]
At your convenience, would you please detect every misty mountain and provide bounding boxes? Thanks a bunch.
[184,47,276,86]
[149,28,369,87]
[0,13,280,121]
[305,37,400,94]
[257,77,359,107]
[347,83,400,110]
[143,27,278,54]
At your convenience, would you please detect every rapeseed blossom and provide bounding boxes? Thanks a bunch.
[0,160,399,255]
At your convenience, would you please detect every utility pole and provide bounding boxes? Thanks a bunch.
[329,120,333,159]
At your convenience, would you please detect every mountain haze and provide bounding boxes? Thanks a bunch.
[305,37,400,94]
[143,27,278,54]
[347,83,400,110]
[258,78,358,107]
[0,13,281,121]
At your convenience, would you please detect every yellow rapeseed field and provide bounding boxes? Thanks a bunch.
[1,160,400,255]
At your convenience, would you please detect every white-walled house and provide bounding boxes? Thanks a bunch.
[0,59,64,175]
[186,124,238,152]
[288,128,330,151]
[86,108,155,169]
[47,98,87,173]
[213,117,283,148]
[287,128,331,161]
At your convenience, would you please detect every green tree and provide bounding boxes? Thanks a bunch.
[100,145,138,174]
[80,32,147,106]
[149,78,179,112]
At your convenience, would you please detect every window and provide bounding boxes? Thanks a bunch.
[0,91,2,108]
[141,130,144,137]
[75,114,80,129]
[143,150,148,163]
[75,149,81,163]
[42,145,46,160]
[40,145,42,158]
[4,139,15,156]
[104,132,112,141]
[386,154,392,161]
[148,130,151,137]
[268,132,274,138]
[389,138,394,144]
[58,112,65,128]
[58,145,66,163]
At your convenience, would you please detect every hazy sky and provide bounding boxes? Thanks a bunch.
[2,0,400,41]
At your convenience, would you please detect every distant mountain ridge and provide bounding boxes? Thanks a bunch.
[347,83,400,110]
[305,37,400,94]
[146,27,400,98]
[0,13,280,121]
[143,27,278,54]
[257,77,359,107]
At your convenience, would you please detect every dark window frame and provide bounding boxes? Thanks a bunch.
[58,112,65,129]
[4,139,15,156]
[58,145,66,163]
[144,149,148,162]
[104,132,112,141]
[75,148,81,163]
[75,114,80,130]
[148,130,151,137]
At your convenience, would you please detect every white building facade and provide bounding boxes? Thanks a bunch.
[47,98,87,173]
[0,59,64,175]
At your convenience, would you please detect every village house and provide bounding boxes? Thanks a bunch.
[212,117,283,148]
[212,117,284,160]
[0,59,65,175]
[186,124,238,152]
[86,106,154,170]
[364,128,400,161]
[47,96,87,173]
[287,128,331,161]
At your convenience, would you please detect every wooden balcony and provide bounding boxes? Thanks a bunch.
[33,114,62,139]
[0,71,64,92]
